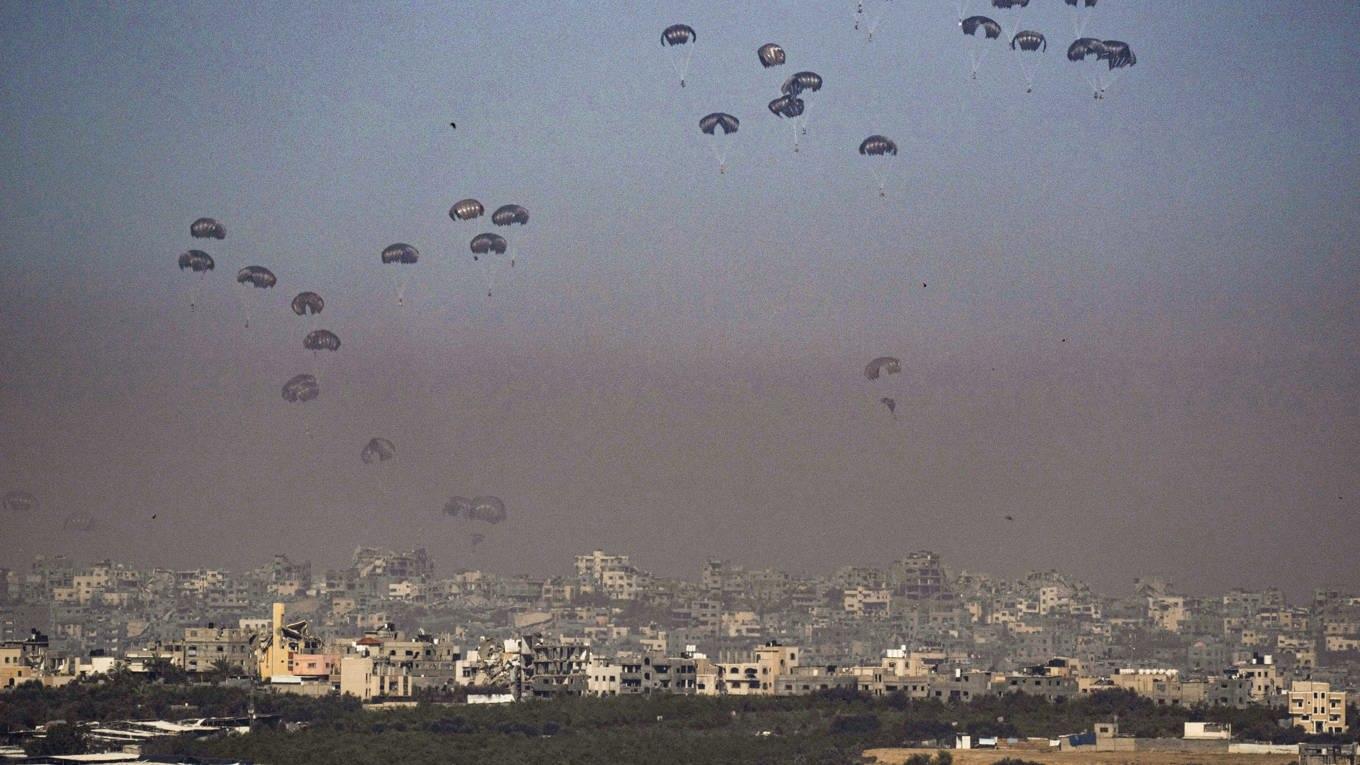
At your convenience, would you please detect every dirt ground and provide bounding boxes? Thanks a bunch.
[864,748,1299,765]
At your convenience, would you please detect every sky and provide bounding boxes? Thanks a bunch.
[1,1,1357,600]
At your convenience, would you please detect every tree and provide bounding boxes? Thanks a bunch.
[24,723,89,757]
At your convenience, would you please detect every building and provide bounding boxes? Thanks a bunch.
[1289,681,1347,735]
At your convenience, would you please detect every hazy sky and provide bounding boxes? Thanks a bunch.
[1,1,1357,599]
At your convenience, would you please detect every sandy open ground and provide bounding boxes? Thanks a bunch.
[864,748,1298,765]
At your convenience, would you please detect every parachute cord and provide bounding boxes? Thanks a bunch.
[680,45,696,88]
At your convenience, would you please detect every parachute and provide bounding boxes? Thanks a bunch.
[859,135,898,156]
[303,329,341,352]
[470,233,508,260]
[443,496,475,517]
[859,135,898,197]
[1102,40,1136,69]
[768,95,805,118]
[361,437,396,464]
[178,250,214,272]
[468,496,507,524]
[960,16,1003,79]
[291,291,324,316]
[1010,30,1047,92]
[880,397,897,418]
[699,113,740,174]
[3,490,37,513]
[491,204,529,226]
[381,243,419,264]
[281,373,320,403]
[190,217,226,240]
[661,23,695,46]
[991,0,1028,7]
[864,356,902,380]
[1011,30,1046,52]
[757,43,786,68]
[1066,0,1096,5]
[1069,39,1135,98]
[449,199,484,222]
[699,112,739,135]
[780,71,823,97]
[961,15,1001,39]
[1067,37,1108,61]
[236,266,277,288]
[660,24,697,87]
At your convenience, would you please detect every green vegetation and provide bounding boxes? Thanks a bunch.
[4,678,1356,765]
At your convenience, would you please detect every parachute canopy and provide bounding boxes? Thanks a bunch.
[303,329,341,352]
[1065,0,1096,6]
[470,233,508,258]
[443,496,474,517]
[757,43,786,68]
[780,71,823,96]
[1067,37,1108,61]
[361,437,396,464]
[1101,40,1136,69]
[661,24,695,46]
[291,291,324,316]
[961,16,1002,39]
[178,250,214,272]
[699,112,740,135]
[281,373,320,403]
[3,490,37,513]
[864,356,902,380]
[449,199,484,221]
[1011,30,1046,52]
[236,266,277,288]
[381,243,419,265]
[491,204,529,226]
[768,95,805,118]
[991,0,1029,7]
[859,135,898,156]
[190,217,226,240]
[468,496,507,524]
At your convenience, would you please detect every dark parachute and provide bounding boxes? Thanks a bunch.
[443,496,474,517]
[303,329,341,352]
[236,266,277,288]
[281,373,320,403]
[468,496,507,525]
[491,204,529,226]
[757,43,786,68]
[1102,40,1136,69]
[1065,0,1096,6]
[1011,30,1046,52]
[961,16,1002,38]
[470,233,508,261]
[699,113,740,135]
[991,0,1029,7]
[859,135,898,156]
[864,356,902,380]
[450,199,484,221]
[291,291,324,316]
[381,243,419,265]
[1067,37,1108,61]
[768,95,805,118]
[3,490,37,513]
[361,437,396,464]
[190,217,226,239]
[780,71,823,96]
[661,23,695,46]
[178,250,214,272]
